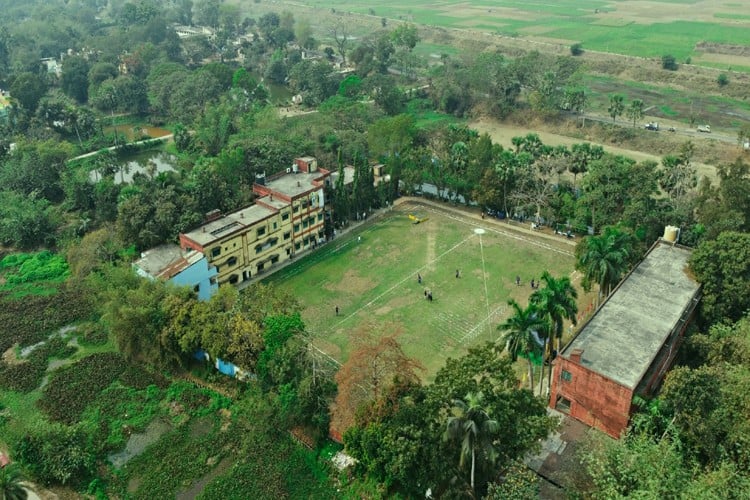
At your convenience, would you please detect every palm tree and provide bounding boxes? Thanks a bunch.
[532,271,579,396]
[0,464,29,500]
[444,391,500,494]
[498,299,546,391]
[576,226,636,305]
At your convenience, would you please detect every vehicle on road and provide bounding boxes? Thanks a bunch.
[697,124,711,133]
[645,122,659,131]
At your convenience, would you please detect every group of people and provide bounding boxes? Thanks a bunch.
[516,275,540,289]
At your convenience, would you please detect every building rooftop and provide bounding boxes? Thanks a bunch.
[256,195,289,211]
[330,166,355,187]
[264,171,326,198]
[135,244,204,280]
[562,241,700,389]
[183,203,275,247]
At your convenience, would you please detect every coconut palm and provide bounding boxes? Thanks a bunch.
[576,226,636,305]
[0,464,29,500]
[444,391,500,494]
[532,271,579,355]
[498,299,546,391]
[532,271,579,396]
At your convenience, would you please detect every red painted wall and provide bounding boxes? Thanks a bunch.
[549,358,633,438]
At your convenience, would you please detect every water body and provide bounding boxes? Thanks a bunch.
[90,150,179,184]
[108,419,172,468]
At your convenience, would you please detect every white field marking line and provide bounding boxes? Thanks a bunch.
[458,303,508,344]
[478,233,492,337]
[322,232,477,332]
[420,206,573,257]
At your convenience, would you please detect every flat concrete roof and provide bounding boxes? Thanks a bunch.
[183,203,275,247]
[265,172,324,198]
[135,244,203,279]
[330,166,355,186]
[562,241,700,389]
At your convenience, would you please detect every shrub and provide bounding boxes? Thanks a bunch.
[570,43,583,56]
[718,73,729,86]
[17,424,95,487]
[662,54,678,71]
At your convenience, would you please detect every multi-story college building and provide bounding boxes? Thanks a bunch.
[134,157,331,295]
[179,157,331,286]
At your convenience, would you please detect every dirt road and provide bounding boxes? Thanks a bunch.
[469,118,719,182]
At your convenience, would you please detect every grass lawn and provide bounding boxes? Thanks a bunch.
[265,201,579,377]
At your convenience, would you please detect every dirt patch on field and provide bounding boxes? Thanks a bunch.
[325,269,371,295]
[425,220,437,271]
[374,295,417,316]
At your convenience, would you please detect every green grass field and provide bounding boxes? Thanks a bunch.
[265,202,577,377]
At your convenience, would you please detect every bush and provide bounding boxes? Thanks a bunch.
[718,73,729,86]
[570,43,583,56]
[662,54,678,71]
[17,424,95,487]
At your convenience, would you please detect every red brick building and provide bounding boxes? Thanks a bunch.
[549,240,701,438]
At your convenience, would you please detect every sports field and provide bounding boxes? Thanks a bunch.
[265,201,578,377]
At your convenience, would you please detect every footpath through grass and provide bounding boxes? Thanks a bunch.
[266,202,576,376]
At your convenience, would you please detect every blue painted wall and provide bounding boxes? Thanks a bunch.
[171,256,218,301]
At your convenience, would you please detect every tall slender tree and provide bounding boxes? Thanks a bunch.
[444,391,500,494]
[576,226,637,305]
[531,271,579,395]
[498,300,546,391]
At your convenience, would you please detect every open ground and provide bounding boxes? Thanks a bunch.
[265,201,588,377]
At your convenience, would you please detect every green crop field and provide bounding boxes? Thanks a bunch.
[289,0,750,62]
[265,202,579,377]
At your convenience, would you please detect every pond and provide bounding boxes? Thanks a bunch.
[245,70,292,105]
[108,419,172,468]
[90,150,179,184]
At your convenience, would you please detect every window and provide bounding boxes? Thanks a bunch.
[214,265,221,273]
[255,244,263,254]
[561,370,572,382]
[555,395,571,413]
[257,227,266,237]
[282,212,290,221]
[227,256,237,266]
[228,274,239,284]
[283,232,291,240]
[270,255,279,264]
[302,219,309,229]
[293,205,299,213]
[301,199,308,209]
[209,277,217,285]
[317,213,323,221]
[303,237,309,245]
[211,247,221,258]
[294,223,300,233]
[295,242,301,250]
[256,262,265,272]
[273,221,277,230]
